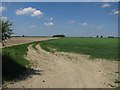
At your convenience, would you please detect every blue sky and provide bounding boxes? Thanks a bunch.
[1,2,119,37]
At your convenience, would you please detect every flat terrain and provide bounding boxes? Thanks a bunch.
[40,37,118,60]
[2,37,58,48]
[3,37,119,88]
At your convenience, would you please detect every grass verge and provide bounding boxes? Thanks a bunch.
[2,42,35,84]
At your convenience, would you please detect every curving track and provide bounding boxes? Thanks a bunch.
[7,43,118,88]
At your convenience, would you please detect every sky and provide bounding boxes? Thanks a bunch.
[1,0,120,2]
[1,2,119,37]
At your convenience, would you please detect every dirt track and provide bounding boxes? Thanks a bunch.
[2,37,58,48]
[7,42,118,88]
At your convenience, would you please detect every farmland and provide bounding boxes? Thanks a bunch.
[2,1,119,88]
[40,37,118,60]
[2,37,119,88]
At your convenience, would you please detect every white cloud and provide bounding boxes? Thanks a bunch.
[31,10,43,17]
[109,9,119,15]
[44,22,54,26]
[79,22,88,26]
[0,6,6,11]
[0,6,6,14]
[1,16,7,20]
[16,7,43,17]
[91,25,104,30]
[30,25,36,28]
[68,20,75,24]
[113,11,119,14]
[102,3,111,8]
[49,17,53,20]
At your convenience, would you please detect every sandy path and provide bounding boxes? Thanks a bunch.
[7,44,118,88]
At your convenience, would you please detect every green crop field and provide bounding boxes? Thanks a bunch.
[40,37,118,60]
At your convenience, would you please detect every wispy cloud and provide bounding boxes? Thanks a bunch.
[16,7,43,17]
[68,20,75,24]
[102,3,111,8]
[44,22,54,26]
[79,22,88,26]
[91,25,104,30]
[49,17,53,20]
[112,9,117,11]
[108,12,113,15]
[30,25,37,28]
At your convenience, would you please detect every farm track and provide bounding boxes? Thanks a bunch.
[2,37,59,48]
[7,43,118,88]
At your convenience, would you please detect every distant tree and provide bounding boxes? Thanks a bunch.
[1,20,14,46]
[22,35,25,37]
[108,36,114,38]
[100,36,103,38]
[53,35,65,37]
[96,36,99,38]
